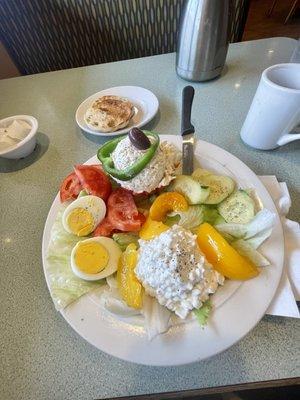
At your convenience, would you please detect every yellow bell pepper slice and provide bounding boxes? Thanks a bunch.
[149,192,188,221]
[117,243,143,309]
[139,216,169,240]
[197,223,259,280]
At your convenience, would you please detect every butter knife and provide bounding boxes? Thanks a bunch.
[181,85,195,175]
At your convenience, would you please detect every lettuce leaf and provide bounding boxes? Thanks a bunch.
[100,287,141,317]
[169,205,204,229]
[245,228,273,249]
[46,207,102,310]
[194,300,212,326]
[165,214,181,227]
[142,294,172,340]
[231,239,270,267]
[202,205,225,225]
[78,189,88,197]
[99,288,171,339]
[112,233,139,251]
[215,209,276,240]
[214,209,274,266]
[219,232,235,243]
[100,280,172,340]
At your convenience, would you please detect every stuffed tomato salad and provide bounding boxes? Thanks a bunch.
[46,129,276,339]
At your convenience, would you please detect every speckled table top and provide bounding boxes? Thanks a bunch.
[0,37,299,400]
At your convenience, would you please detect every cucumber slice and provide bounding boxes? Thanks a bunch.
[192,168,212,180]
[169,175,210,205]
[218,190,255,224]
[193,174,235,204]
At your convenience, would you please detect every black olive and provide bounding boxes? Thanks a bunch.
[128,127,151,150]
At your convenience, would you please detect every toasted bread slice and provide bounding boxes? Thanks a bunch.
[84,95,134,132]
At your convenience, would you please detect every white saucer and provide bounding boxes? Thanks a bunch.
[75,86,159,136]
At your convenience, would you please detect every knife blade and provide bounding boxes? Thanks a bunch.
[181,85,195,175]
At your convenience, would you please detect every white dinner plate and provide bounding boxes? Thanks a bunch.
[42,135,284,366]
[75,86,159,136]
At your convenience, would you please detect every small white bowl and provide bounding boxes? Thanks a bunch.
[0,115,38,159]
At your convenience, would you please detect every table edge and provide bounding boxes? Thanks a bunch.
[106,377,300,400]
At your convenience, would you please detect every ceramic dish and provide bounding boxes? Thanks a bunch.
[75,86,159,136]
[0,115,38,159]
[42,135,284,366]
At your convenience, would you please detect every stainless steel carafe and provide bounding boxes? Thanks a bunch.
[176,0,231,82]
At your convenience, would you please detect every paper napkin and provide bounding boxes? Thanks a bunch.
[259,176,300,318]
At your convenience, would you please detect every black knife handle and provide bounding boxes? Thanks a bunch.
[181,86,195,136]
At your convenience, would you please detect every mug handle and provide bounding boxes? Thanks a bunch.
[277,114,300,146]
[277,132,300,146]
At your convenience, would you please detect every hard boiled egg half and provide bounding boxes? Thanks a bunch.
[71,237,122,281]
[62,195,106,236]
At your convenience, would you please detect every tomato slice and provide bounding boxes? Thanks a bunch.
[94,189,145,236]
[107,189,142,231]
[109,210,143,231]
[93,218,115,237]
[60,172,82,203]
[135,212,146,226]
[74,164,112,201]
[90,164,104,171]
[107,188,138,212]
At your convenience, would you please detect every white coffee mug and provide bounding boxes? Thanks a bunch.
[240,63,300,150]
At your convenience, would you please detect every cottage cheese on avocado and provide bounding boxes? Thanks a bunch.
[135,225,224,318]
[111,137,180,193]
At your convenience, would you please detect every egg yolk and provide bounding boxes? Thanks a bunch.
[67,208,94,236]
[75,242,109,274]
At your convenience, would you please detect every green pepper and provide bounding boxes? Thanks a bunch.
[97,131,160,181]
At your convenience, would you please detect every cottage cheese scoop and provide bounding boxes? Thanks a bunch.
[111,136,181,193]
[135,225,224,319]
